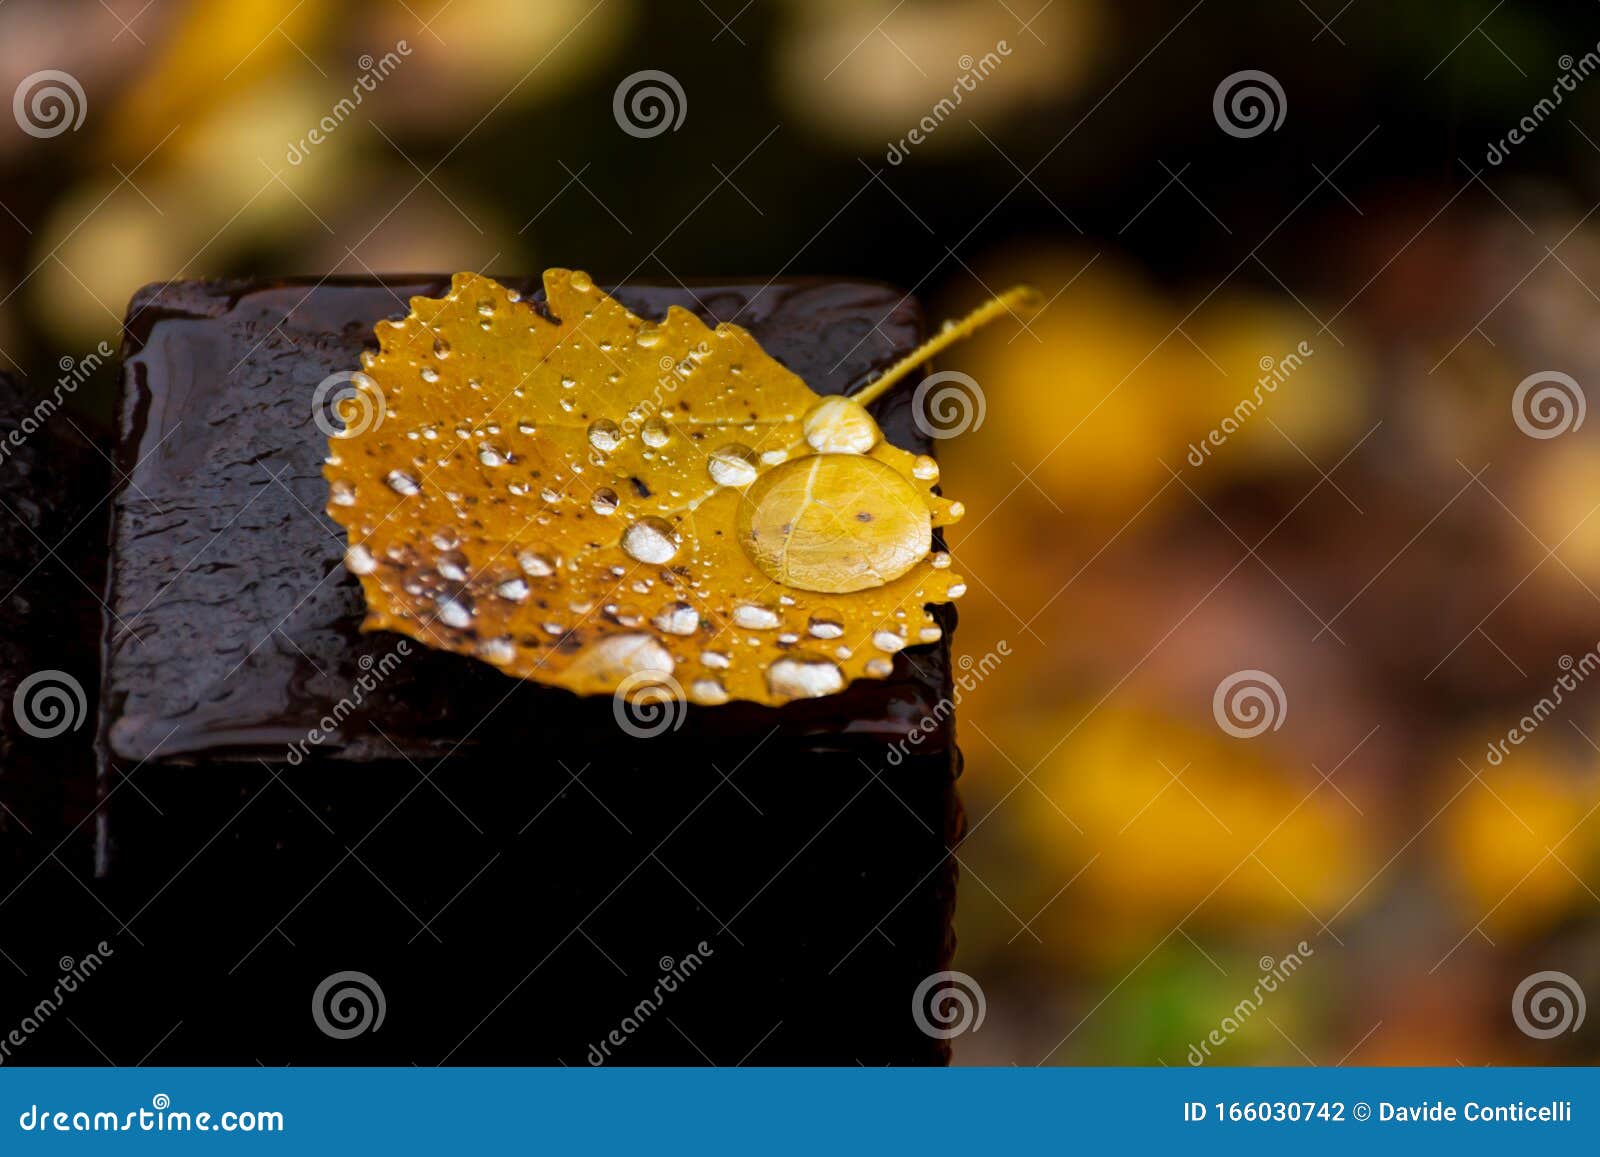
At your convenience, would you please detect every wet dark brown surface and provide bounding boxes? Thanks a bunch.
[23,277,969,1065]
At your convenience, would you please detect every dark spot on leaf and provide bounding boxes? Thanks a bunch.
[629,476,652,498]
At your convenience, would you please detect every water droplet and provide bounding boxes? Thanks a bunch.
[808,616,844,639]
[330,480,356,507]
[478,636,516,664]
[621,516,679,564]
[641,418,670,447]
[733,604,779,630]
[560,398,576,413]
[539,486,561,504]
[708,443,759,487]
[568,632,674,686]
[431,529,460,550]
[479,444,509,468]
[803,396,879,454]
[518,551,555,577]
[653,601,700,636]
[420,366,440,383]
[437,596,472,629]
[760,448,788,466]
[919,625,943,643]
[476,299,496,317]
[690,679,728,705]
[518,421,537,435]
[912,455,940,482]
[497,578,530,603]
[701,650,730,669]
[635,324,663,348]
[345,544,377,575]
[437,551,469,581]
[591,488,619,516]
[931,552,952,570]
[569,270,594,292]
[767,655,845,699]
[432,337,452,358]
[946,501,965,520]
[560,375,577,390]
[614,604,644,627]
[872,630,905,653]
[587,419,622,453]
[946,581,967,598]
[865,657,893,677]
[385,470,420,496]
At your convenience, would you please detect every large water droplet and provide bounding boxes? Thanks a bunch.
[708,443,758,487]
[912,455,940,482]
[496,578,530,603]
[653,601,700,636]
[479,444,509,468]
[588,419,622,453]
[767,655,845,699]
[437,551,469,582]
[591,488,619,516]
[641,418,670,447]
[803,396,879,454]
[478,636,516,664]
[345,544,377,575]
[621,516,679,564]
[518,550,555,577]
[701,650,730,669]
[872,630,906,653]
[690,679,728,705]
[437,596,472,629]
[733,604,779,630]
[569,270,594,292]
[807,615,844,639]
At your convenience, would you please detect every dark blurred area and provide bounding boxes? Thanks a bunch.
[4,0,1600,1064]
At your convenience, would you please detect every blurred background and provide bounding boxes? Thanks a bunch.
[4,0,1600,1065]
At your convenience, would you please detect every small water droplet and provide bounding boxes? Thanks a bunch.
[767,655,845,699]
[437,596,472,629]
[733,604,779,630]
[433,337,452,358]
[476,299,496,317]
[587,418,622,453]
[912,455,940,482]
[560,375,577,390]
[808,615,844,639]
[560,397,576,413]
[497,578,530,603]
[919,625,943,643]
[708,444,759,487]
[653,601,700,635]
[865,657,893,677]
[539,486,561,504]
[518,421,537,435]
[621,516,679,564]
[931,552,952,569]
[518,551,555,577]
[330,480,356,507]
[591,488,619,516]
[385,470,420,496]
[479,636,516,664]
[420,366,440,383]
[437,551,469,582]
[803,396,879,454]
[635,324,663,348]
[946,581,967,598]
[641,418,670,447]
[614,604,644,627]
[690,679,728,705]
[569,270,594,292]
[701,650,730,669]
[431,529,459,550]
[872,630,905,653]
[345,544,377,575]
[479,444,509,468]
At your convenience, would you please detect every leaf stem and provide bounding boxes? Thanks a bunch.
[850,284,1042,409]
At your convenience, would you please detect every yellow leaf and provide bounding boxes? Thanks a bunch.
[323,270,1023,706]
